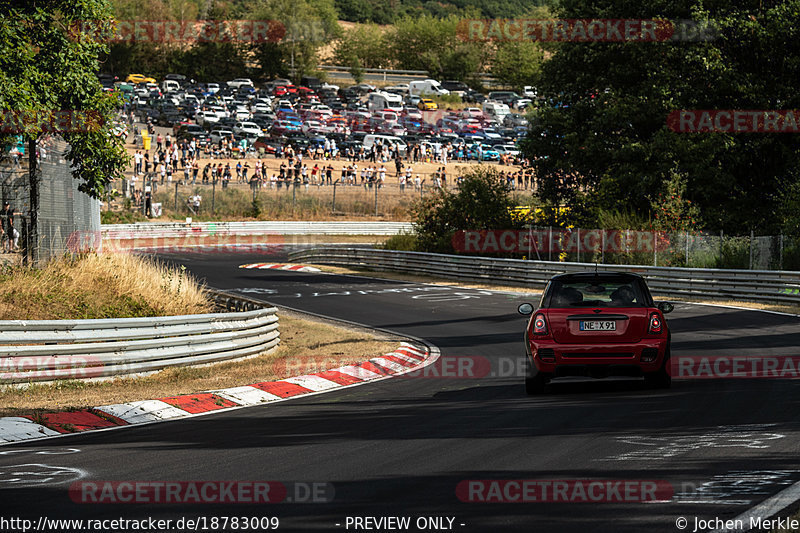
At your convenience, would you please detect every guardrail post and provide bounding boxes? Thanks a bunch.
[685,231,689,266]
[601,230,605,264]
[653,230,657,266]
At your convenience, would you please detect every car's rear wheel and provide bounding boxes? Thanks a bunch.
[525,356,549,395]
[644,345,671,389]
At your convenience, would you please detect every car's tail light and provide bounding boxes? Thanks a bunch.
[648,313,662,334]
[533,313,548,335]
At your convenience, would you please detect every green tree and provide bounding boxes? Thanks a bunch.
[0,2,128,198]
[248,0,341,81]
[492,40,544,92]
[389,14,487,80]
[333,23,391,69]
[522,0,800,234]
[411,167,522,253]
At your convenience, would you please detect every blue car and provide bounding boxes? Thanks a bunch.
[467,144,500,161]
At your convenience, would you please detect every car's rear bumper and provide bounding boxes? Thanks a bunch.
[530,338,668,377]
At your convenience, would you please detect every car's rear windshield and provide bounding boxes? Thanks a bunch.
[546,277,648,308]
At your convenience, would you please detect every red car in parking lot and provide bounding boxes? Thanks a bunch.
[518,272,673,394]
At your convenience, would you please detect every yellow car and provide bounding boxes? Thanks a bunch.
[126,73,157,84]
[417,98,439,111]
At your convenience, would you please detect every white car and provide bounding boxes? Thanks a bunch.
[209,129,234,143]
[208,105,228,119]
[227,78,254,89]
[461,107,485,120]
[482,127,503,141]
[513,98,533,110]
[301,120,329,135]
[493,144,520,157]
[233,121,262,137]
[273,99,294,111]
[233,107,251,120]
[206,83,220,94]
[253,102,271,113]
[196,110,220,125]
[320,82,340,91]
[522,86,537,98]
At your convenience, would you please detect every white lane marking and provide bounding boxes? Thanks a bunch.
[672,470,800,505]
[411,291,493,302]
[0,463,86,486]
[603,425,785,461]
[712,478,800,532]
[0,448,80,456]
[208,386,281,405]
[96,400,189,424]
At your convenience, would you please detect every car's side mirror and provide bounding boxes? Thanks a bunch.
[518,303,534,315]
[657,301,674,314]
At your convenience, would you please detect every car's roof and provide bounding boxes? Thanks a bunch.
[551,271,645,282]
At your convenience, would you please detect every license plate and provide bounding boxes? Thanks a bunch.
[580,320,616,331]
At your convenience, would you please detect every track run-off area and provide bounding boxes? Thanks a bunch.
[2,249,800,533]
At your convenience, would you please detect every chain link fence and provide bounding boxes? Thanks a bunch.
[467,227,800,271]
[0,135,101,265]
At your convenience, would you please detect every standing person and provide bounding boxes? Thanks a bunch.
[326,164,333,185]
[144,152,150,174]
[192,159,199,184]
[0,202,12,252]
[156,133,163,151]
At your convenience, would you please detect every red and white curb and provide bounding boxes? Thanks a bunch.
[239,263,321,272]
[0,342,434,444]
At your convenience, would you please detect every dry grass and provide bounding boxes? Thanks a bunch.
[0,253,210,320]
[0,313,401,417]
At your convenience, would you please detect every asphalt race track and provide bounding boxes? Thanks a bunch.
[2,250,800,533]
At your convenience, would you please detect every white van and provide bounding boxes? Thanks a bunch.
[363,134,407,156]
[482,102,510,124]
[161,80,180,93]
[408,79,450,96]
[367,91,404,113]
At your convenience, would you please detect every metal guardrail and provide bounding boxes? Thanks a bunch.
[0,291,279,384]
[317,65,500,84]
[288,247,800,306]
[102,221,413,240]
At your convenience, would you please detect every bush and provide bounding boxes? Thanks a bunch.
[411,167,522,254]
[715,236,750,269]
[382,231,417,251]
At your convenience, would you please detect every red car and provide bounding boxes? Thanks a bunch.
[518,272,673,394]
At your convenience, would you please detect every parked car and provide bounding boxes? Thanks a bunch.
[227,78,254,89]
[233,121,262,137]
[418,98,439,111]
[209,129,235,143]
[517,272,673,394]
[466,144,500,161]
